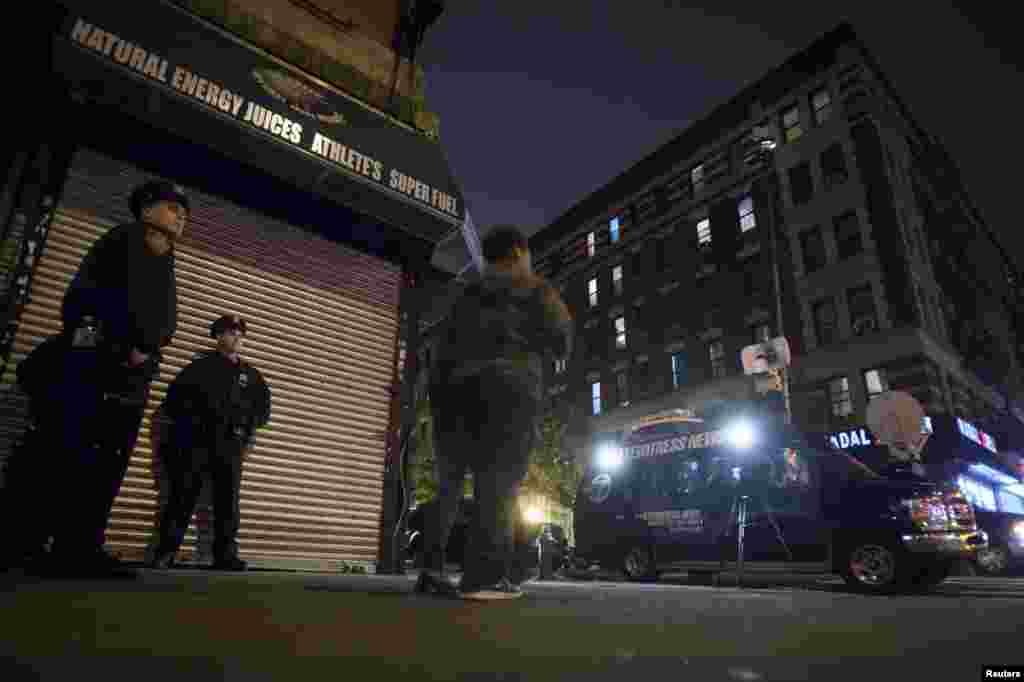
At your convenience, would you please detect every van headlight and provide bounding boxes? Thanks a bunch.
[1013,521,1024,542]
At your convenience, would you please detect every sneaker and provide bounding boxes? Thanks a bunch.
[459,577,524,600]
[414,570,459,597]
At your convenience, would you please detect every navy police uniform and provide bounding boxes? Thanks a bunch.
[2,181,184,574]
[152,316,271,570]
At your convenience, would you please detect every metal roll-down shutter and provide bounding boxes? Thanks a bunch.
[2,149,400,570]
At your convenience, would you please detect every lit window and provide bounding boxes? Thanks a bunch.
[609,217,621,244]
[691,164,705,194]
[554,358,568,374]
[591,382,602,416]
[671,352,686,389]
[696,218,712,248]
[616,371,630,407]
[588,277,598,308]
[782,105,803,143]
[709,340,726,379]
[864,369,888,398]
[812,88,832,125]
[829,377,853,417]
[738,196,756,233]
[612,265,623,296]
[614,316,627,349]
[587,231,596,258]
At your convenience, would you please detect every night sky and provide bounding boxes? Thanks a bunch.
[420,2,1022,268]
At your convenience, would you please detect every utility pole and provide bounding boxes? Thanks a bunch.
[755,138,792,424]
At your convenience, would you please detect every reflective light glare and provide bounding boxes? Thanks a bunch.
[968,464,1019,486]
[1005,484,1024,498]
[1013,521,1024,541]
[596,445,624,470]
[725,420,756,450]
[524,507,544,524]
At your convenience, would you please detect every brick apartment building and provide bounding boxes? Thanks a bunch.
[526,23,1023,464]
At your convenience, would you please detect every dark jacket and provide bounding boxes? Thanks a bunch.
[164,350,272,445]
[430,270,573,404]
[61,222,177,359]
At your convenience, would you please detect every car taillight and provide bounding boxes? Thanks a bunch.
[902,496,949,531]
[943,490,976,531]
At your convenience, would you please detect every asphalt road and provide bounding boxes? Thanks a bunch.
[2,569,1022,681]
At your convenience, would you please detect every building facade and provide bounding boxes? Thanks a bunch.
[529,24,1023,466]
[0,0,463,573]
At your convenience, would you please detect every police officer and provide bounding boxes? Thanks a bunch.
[150,315,271,571]
[29,180,185,576]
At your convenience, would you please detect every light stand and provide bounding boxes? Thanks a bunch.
[714,454,793,588]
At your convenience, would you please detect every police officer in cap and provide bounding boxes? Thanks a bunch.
[27,180,185,576]
[150,315,271,571]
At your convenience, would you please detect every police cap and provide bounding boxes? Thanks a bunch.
[130,180,190,220]
[210,315,247,339]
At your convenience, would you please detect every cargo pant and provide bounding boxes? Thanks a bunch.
[155,430,246,563]
[426,368,538,588]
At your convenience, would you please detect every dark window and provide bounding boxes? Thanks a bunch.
[752,324,772,345]
[848,284,878,336]
[633,361,651,398]
[811,88,832,125]
[820,143,848,190]
[788,163,814,206]
[742,254,764,295]
[671,351,687,389]
[709,340,727,379]
[813,298,838,346]
[612,265,624,297]
[800,228,827,273]
[616,371,630,407]
[834,211,862,259]
[653,241,669,272]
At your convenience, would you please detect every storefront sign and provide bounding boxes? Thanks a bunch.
[59,3,463,225]
[828,428,874,450]
[626,431,723,459]
[957,417,997,454]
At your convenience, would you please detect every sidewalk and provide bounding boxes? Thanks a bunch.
[1,568,1018,682]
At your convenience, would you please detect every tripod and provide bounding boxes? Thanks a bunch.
[715,486,792,588]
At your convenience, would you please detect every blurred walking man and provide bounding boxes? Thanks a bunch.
[418,226,572,600]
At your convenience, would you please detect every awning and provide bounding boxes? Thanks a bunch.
[51,0,465,250]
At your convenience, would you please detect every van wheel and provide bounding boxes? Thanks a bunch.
[622,545,658,582]
[976,545,1010,576]
[841,541,905,594]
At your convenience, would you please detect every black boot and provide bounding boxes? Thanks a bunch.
[211,555,247,572]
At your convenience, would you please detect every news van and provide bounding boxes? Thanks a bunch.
[572,405,986,593]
